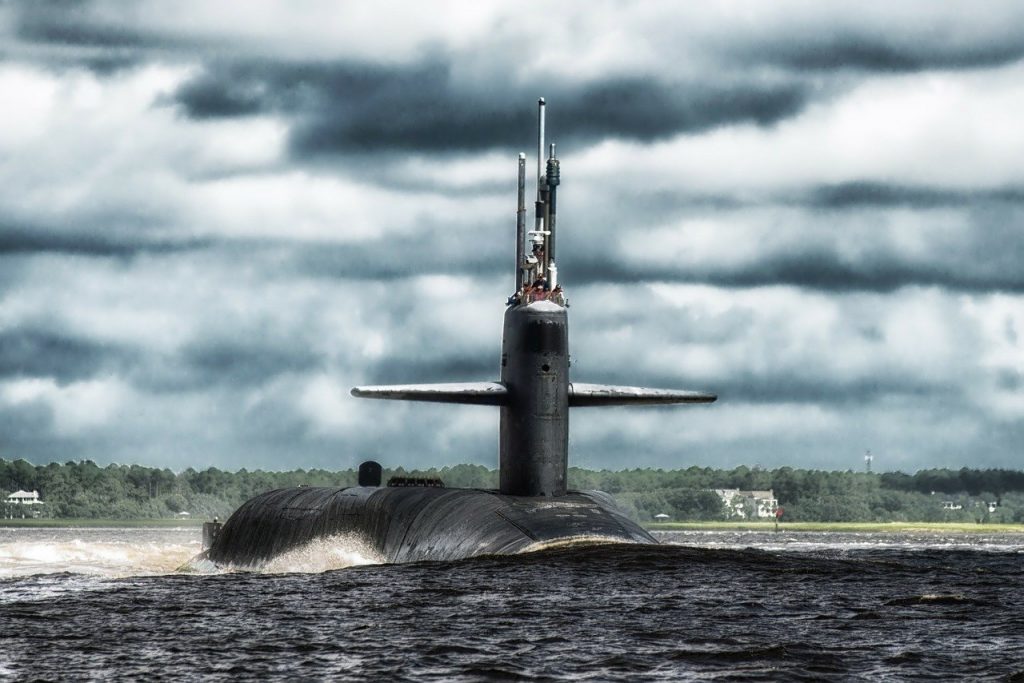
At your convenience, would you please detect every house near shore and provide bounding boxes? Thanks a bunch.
[4,489,45,519]
[714,489,778,519]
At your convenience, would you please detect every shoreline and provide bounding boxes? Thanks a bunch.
[647,521,1024,533]
[0,518,207,528]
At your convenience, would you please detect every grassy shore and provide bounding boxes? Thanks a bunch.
[646,521,1024,533]
[0,518,207,528]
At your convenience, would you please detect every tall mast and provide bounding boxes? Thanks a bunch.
[546,142,559,271]
[534,98,547,277]
[515,153,526,289]
[536,97,545,209]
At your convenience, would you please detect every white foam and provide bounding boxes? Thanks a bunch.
[260,534,383,574]
[182,533,384,575]
[0,659,16,677]
[519,535,637,554]
[0,528,201,579]
[652,530,1024,552]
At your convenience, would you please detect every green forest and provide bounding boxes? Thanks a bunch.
[3,458,1024,524]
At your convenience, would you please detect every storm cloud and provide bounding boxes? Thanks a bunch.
[748,32,1024,73]
[0,1,1022,473]
[0,225,210,257]
[171,59,813,155]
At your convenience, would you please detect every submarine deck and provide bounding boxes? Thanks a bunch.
[206,486,653,567]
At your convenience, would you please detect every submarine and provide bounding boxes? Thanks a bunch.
[200,99,716,568]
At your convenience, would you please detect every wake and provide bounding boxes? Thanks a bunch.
[0,535,199,578]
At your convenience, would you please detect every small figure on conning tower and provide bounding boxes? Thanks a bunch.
[524,231,546,285]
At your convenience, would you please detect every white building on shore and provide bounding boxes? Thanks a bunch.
[714,489,778,519]
[4,490,45,518]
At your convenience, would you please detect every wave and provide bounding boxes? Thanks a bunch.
[0,537,199,578]
[0,527,206,579]
[520,535,645,554]
[181,533,384,575]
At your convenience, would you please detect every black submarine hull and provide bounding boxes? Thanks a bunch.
[203,486,654,568]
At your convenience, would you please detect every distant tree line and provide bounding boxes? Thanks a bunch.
[2,459,1024,523]
[0,459,493,519]
[879,469,1024,497]
[571,466,1024,523]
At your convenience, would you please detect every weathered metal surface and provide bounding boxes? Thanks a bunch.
[546,153,559,264]
[499,302,570,497]
[516,153,527,289]
[358,461,382,487]
[568,383,718,407]
[351,382,508,405]
[203,485,653,568]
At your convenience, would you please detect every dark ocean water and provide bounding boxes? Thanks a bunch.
[1,528,1023,681]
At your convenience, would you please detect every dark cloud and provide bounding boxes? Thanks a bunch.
[177,341,320,389]
[263,205,1024,293]
[14,1,196,50]
[5,1,205,75]
[3,2,1023,472]
[748,32,1024,72]
[806,182,1024,209]
[537,183,1024,219]
[0,226,211,257]
[172,72,273,118]
[563,249,1024,294]
[559,188,1024,293]
[122,337,325,395]
[562,79,809,140]
[285,229,506,281]
[0,329,123,383]
[711,252,1024,294]
[169,59,813,154]
[18,17,155,49]
[0,319,322,395]
[77,52,151,75]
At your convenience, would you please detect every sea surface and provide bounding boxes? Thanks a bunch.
[1,526,1023,681]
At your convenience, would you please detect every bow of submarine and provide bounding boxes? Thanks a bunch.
[203,485,653,567]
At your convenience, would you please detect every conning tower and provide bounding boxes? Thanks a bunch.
[201,100,718,569]
[352,99,715,497]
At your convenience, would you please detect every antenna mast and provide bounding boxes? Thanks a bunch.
[536,97,545,210]
[515,153,526,289]
[535,98,548,277]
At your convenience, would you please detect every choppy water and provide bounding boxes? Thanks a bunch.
[1,527,1023,680]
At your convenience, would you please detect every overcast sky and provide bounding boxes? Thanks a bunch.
[1,1,1022,474]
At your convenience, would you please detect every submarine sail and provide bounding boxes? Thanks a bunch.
[200,99,716,568]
